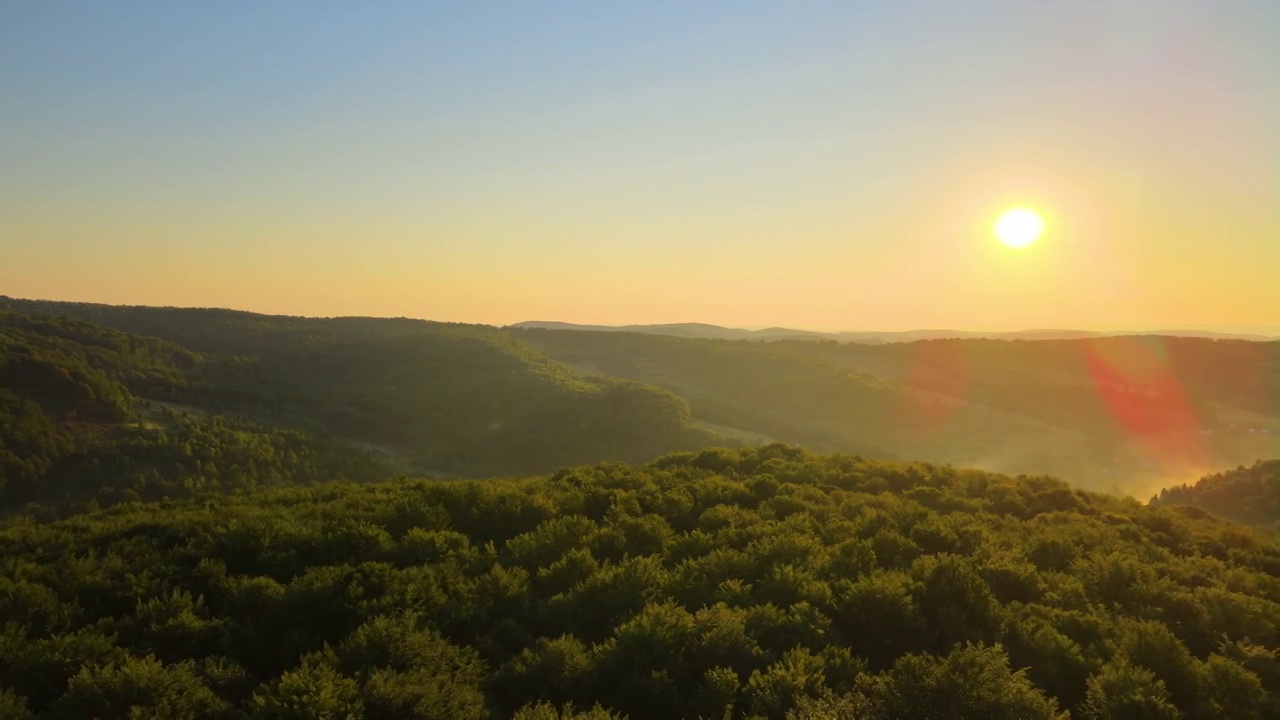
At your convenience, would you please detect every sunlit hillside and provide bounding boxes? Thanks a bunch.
[518,328,1280,495]
[1154,460,1280,529]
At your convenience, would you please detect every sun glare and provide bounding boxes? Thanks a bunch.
[994,208,1045,249]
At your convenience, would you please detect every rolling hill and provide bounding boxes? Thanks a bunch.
[0,310,395,515]
[509,320,1279,344]
[6,297,1277,498]
[1154,460,1280,528]
[0,300,728,512]
[516,329,1280,495]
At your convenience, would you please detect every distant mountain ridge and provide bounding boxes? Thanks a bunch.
[510,320,1279,343]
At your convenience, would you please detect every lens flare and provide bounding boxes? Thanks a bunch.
[1082,337,1206,469]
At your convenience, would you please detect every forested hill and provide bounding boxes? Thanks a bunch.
[1155,460,1280,528]
[0,311,395,515]
[1,446,1278,718]
[0,299,724,490]
[516,327,1280,494]
[6,295,1278,500]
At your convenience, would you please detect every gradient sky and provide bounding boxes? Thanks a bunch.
[2,1,1278,331]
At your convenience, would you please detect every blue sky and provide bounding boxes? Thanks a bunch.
[2,1,1278,330]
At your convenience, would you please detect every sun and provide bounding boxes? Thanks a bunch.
[994,207,1045,249]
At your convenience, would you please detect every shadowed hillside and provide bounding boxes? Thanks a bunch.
[0,311,394,515]
[0,299,724,484]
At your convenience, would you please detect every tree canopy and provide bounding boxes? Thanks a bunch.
[1154,460,1280,529]
[2,446,1278,718]
[0,305,723,513]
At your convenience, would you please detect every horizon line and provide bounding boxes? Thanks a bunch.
[5,294,1277,340]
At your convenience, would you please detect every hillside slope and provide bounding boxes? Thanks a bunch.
[1,446,1277,718]
[1154,460,1280,528]
[0,311,392,514]
[0,299,724,480]
[519,329,1280,494]
[8,296,1276,496]
[512,328,904,459]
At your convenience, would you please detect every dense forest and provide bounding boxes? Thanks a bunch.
[1155,460,1280,529]
[2,446,1279,718]
[0,311,394,516]
[2,298,1280,717]
[6,296,1278,496]
[517,327,1280,493]
[0,301,724,508]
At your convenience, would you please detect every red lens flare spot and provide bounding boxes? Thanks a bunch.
[1083,337,1205,468]
[900,340,975,434]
